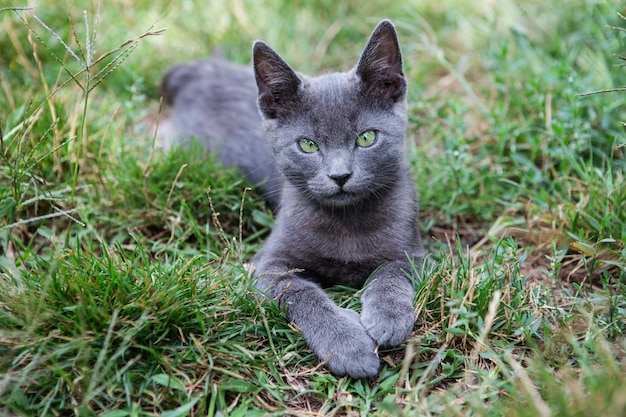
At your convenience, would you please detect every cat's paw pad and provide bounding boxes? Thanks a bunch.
[324,343,380,379]
[360,304,414,347]
[312,308,380,379]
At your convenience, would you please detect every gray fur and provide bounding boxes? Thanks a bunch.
[160,20,424,379]
[160,57,281,209]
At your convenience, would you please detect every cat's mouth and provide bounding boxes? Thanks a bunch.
[317,188,365,207]
[303,177,372,207]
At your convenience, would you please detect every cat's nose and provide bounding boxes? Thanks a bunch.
[329,173,352,187]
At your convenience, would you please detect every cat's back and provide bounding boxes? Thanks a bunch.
[159,56,280,208]
[160,56,259,149]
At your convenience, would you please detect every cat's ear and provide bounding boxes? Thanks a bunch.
[356,20,406,105]
[253,41,301,119]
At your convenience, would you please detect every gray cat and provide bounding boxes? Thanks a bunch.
[160,20,424,379]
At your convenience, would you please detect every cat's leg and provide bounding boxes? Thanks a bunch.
[256,273,380,379]
[360,260,416,347]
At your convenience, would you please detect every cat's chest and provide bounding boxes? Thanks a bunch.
[294,208,412,263]
[263,192,419,285]
[316,223,391,260]
[293,218,410,287]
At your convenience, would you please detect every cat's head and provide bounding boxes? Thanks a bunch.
[253,20,408,208]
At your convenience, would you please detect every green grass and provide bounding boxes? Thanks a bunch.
[1,1,625,416]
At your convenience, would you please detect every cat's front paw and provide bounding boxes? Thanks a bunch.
[360,301,414,347]
[309,307,380,379]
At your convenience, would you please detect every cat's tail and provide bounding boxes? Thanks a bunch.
[160,50,227,104]
[158,60,213,150]
[160,63,194,104]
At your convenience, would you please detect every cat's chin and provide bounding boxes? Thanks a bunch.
[313,190,368,209]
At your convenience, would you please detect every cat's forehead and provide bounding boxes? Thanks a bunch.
[305,72,355,96]
[300,72,360,116]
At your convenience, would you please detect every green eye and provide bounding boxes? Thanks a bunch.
[356,130,377,147]
[297,138,319,153]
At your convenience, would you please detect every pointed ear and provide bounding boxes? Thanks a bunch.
[356,20,406,105]
[253,41,301,119]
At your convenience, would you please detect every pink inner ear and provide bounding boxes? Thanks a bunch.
[253,42,302,119]
[260,93,274,107]
[356,21,406,104]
